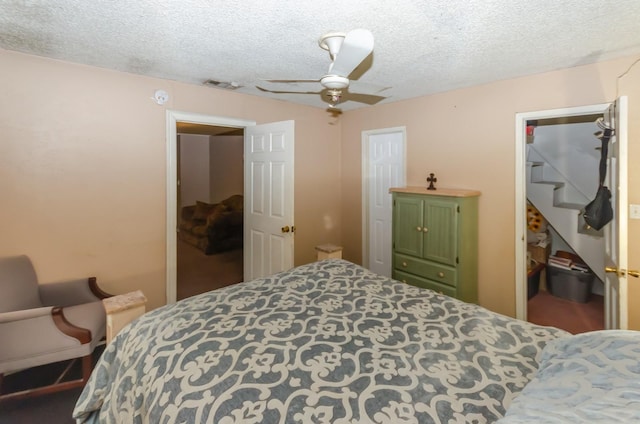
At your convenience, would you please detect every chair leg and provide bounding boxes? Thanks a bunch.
[0,354,93,402]
[82,355,92,383]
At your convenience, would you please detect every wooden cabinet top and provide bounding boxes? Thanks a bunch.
[390,186,481,197]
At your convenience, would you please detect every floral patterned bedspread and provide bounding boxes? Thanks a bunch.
[73,259,568,423]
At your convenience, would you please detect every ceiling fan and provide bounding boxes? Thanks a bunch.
[259,29,388,107]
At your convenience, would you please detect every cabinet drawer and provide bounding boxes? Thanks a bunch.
[394,253,457,287]
[394,270,457,298]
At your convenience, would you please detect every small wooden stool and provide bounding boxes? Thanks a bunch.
[103,290,147,343]
[315,244,343,260]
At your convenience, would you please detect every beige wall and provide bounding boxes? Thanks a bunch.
[2,47,638,326]
[341,55,640,325]
[179,134,211,207]
[209,135,243,203]
[0,49,342,310]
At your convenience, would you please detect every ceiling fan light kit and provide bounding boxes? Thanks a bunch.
[326,89,342,105]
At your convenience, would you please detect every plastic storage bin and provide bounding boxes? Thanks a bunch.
[527,262,544,300]
[546,264,594,303]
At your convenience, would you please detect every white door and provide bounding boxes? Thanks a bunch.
[604,96,629,329]
[364,129,406,277]
[244,120,295,280]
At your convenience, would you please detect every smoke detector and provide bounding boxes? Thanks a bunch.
[153,89,169,105]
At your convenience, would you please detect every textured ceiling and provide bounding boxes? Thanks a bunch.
[2,0,640,111]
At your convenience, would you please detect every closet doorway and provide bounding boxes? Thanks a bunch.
[515,99,629,332]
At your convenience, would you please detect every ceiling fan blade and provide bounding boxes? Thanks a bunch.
[256,86,321,95]
[330,29,374,78]
[349,80,391,95]
[342,91,387,105]
[261,79,320,84]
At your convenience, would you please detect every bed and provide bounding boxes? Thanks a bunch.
[72,259,636,423]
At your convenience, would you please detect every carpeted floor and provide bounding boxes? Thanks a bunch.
[528,289,604,334]
[177,239,244,300]
[527,268,604,334]
[0,345,105,424]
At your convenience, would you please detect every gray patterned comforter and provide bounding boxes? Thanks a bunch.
[73,259,568,423]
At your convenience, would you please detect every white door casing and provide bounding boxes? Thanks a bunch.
[514,102,627,328]
[604,97,629,329]
[362,128,406,276]
[244,120,295,280]
[166,111,256,304]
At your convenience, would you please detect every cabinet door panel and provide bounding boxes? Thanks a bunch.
[393,196,423,257]
[423,199,458,266]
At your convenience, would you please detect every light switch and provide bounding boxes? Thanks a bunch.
[630,204,640,219]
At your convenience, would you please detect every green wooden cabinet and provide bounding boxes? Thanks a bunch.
[391,187,480,303]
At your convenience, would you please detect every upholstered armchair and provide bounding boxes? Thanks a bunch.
[0,255,111,401]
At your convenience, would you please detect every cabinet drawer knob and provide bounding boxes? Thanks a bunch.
[423,227,429,233]
[416,226,422,232]
[437,271,445,278]
[402,261,408,267]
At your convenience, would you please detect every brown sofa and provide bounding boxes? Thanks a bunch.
[178,194,243,254]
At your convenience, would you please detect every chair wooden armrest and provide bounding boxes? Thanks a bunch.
[52,307,91,344]
[89,277,112,299]
[39,277,112,307]
[0,307,91,342]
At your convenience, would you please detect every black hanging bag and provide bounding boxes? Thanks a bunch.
[582,127,613,231]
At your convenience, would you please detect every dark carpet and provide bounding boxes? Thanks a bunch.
[0,345,104,424]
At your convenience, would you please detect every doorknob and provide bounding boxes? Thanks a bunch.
[281,226,290,233]
[605,266,640,278]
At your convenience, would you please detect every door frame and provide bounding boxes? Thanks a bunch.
[166,110,255,304]
[361,126,407,269]
[514,102,613,322]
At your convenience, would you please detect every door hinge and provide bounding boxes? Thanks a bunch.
[457,205,460,213]
[456,257,459,264]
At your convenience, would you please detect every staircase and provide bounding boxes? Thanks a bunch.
[526,144,605,282]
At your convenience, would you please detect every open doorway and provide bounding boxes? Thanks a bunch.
[166,112,296,304]
[523,115,605,334]
[176,123,244,300]
[515,100,629,332]
[166,112,257,304]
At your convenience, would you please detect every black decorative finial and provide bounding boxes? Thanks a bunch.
[426,173,437,190]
